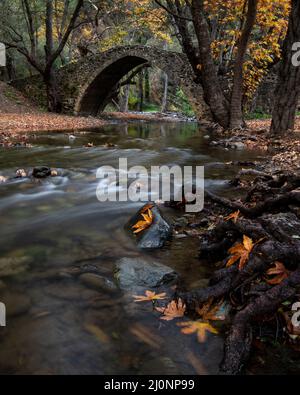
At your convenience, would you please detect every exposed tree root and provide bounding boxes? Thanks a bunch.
[180,169,300,374]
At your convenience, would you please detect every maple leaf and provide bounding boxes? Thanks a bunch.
[177,321,218,343]
[196,299,225,321]
[155,298,186,321]
[132,208,153,234]
[227,236,266,270]
[266,262,290,285]
[140,203,154,213]
[226,235,254,270]
[225,210,240,223]
[133,290,166,302]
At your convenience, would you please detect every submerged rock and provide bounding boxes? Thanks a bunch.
[0,256,31,278]
[2,292,32,317]
[79,273,118,293]
[126,203,172,249]
[114,257,178,290]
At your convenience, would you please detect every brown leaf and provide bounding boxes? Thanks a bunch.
[266,262,290,285]
[155,299,186,321]
[227,235,254,270]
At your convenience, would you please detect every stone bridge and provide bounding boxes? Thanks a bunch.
[12,45,210,120]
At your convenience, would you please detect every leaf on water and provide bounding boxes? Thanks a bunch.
[196,299,225,321]
[130,323,162,349]
[132,208,153,234]
[155,298,186,321]
[0,175,7,183]
[266,262,290,285]
[225,210,240,223]
[84,323,110,344]
[133,290,167,302]
[177,321,218,343]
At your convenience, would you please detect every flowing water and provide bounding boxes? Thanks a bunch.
[0,121,267,374]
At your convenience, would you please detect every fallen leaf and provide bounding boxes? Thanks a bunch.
[177,321,218,343]
[84,323,110,344]
[140,203,154,213]
[225,210,240,223]
[155,298,186,321]
[132,208,153,234]
[226,235,254,270]
[133,290,166,302]
[196,299,225,321]
[266,262,290,285]
[130,323,163,349]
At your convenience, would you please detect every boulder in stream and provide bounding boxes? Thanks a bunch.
[32,166,52,178]
[126,203,172,249]
[114,257,178,290]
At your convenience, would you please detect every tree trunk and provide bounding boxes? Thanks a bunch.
[191,0,230,128]
[161,71,169,113]
[230,0,258,129]
[44,69,61,113]
[145,68,150,103]
[120,84,130,113]
[270,0,300,135]
[138,71,144,112]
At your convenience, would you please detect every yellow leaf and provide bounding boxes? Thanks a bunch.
[177,321,218,343]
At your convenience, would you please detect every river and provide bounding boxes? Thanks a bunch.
[0,121,285,375]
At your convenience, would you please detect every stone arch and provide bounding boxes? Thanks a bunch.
[57,45,210,120]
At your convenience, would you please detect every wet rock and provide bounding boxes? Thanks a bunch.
[126,203,172,249]
[15,169,27,178]
[231,142,245,150]
[0,256,31,278]
[174,217,189,227]
[32,166,51,178]
[115,257,178,290]
[2,293,32,317]
[79,273,118,293]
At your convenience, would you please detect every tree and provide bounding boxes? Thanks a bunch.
[1,0,84,112]
[270,0,300,135]
[155,0,288,128]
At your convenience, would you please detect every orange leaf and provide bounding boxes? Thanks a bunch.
[133,290,166,302]
[177,321,218,343]
[132,208,153,234]
[225,210,240,223]
[155,299,186,321]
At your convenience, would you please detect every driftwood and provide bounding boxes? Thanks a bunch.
[180,170,300,374]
